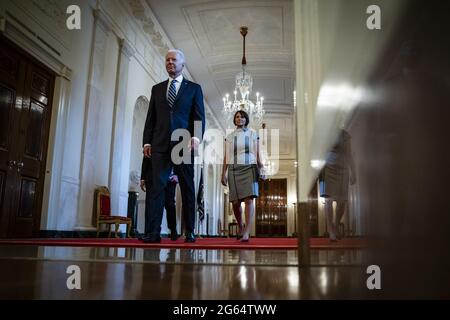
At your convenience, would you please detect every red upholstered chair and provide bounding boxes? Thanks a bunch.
[94,186,131,238]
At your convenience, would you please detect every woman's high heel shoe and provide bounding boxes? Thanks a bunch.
[240,233,250,242]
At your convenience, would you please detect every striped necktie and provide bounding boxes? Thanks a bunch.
[167,79,177,108]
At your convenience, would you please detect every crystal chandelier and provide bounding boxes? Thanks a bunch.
[223,26,265,127]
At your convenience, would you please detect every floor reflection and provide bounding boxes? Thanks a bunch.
[0,244,372,299]
[0,245,366,266]
[0,258,368,299]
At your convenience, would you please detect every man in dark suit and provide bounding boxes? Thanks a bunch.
[140,157,179,241]
[142,49,205,243]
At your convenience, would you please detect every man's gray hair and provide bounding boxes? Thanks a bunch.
[167,49,185,63]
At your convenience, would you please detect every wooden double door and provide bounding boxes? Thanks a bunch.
[256,178,287,236]
[0,36,55,238]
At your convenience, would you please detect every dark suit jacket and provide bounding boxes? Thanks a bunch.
[143,78,205,153]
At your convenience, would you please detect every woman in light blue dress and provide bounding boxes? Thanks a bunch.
[221,111,263,242]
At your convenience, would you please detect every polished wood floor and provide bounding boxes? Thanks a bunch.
[0,244,375,299]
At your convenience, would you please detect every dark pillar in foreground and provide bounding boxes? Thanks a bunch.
[127,191,139,237]
[298,202,310,266]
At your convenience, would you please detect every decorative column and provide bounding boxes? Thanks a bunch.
[44,73,72,230]
[109,39,135,215]
[295,0,321,266]
[76,9,114,230]
[212,165,218,235]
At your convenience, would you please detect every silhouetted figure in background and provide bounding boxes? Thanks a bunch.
[320,129,356,241]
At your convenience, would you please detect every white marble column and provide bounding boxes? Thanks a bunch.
[212,165,219,235]
[295,0,321,203]
[41,73,72,230]
[109,39,135,216]
[217,165,224,234]
[206,165,213,235]
[76,9,117,230]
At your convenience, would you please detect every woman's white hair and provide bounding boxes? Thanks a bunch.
[167,49,185,63]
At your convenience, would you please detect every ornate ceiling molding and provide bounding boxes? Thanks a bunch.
[126,0,170,55]
[32,0,66,29]
[119,38,136,58]
[93,9,113,33]
[180,1,292,58]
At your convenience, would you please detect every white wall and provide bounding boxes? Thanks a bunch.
[0,0,220,234]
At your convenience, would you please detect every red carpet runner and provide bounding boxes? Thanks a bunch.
[0,237,366,250]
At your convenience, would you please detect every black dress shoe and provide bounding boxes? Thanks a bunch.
[143,236,161,243]
[184,233,196,243]
[133,232,142,239]
[138,233,151,241]
[170,233,179,241]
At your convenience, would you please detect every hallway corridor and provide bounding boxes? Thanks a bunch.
[1,0,450,302]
